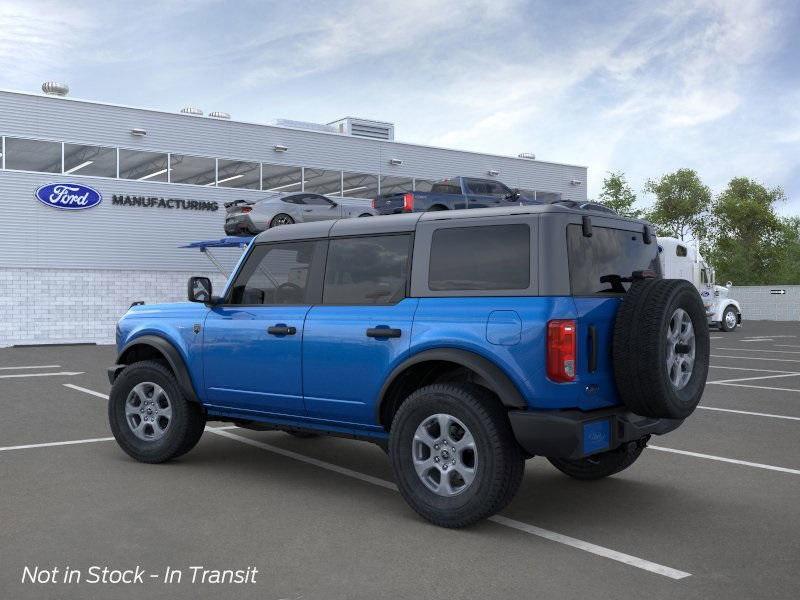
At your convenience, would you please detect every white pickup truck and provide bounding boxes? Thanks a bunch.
[658,237,742,332]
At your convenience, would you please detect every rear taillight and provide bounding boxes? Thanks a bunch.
[547,320,576,382]
[241,207,252,213]
[371,198,377,209]
[402,193,414,212]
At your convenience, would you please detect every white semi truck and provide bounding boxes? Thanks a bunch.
[658,237,742,332]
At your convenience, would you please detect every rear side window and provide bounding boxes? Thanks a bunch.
[429,225,530,291]
[323,235,411,304]
[567,225,661,295]
[431,181,462,195]
[676,245,688,257]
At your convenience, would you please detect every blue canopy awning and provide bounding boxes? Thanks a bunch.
[179,236,253,250]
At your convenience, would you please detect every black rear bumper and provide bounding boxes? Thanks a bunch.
[508,407,683,460]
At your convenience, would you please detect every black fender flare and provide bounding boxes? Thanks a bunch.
[112,335,200,403]
[377,348,527,422]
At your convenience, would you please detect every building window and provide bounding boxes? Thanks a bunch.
[379,175,413,196]
[119,149,169,182]
[170,154,216,186]
[304,168,342,196]
[341,172,379,199]
[63,144,117,177]
[4,137,61,173]
[323,235,410,305]
[262,164,302,192]
[217,159,260,189]
[429,225,530,291]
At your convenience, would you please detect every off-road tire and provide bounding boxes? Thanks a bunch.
[720,306,738,332]
[613,278,710,419]
[548,439,647,480]
[389,383,525,528]
[108,360,206,463]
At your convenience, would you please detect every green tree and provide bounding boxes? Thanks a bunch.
[597,171,640,218]
[643,169,711,241]
[707,177,786,285]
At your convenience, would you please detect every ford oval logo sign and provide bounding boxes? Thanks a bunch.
[35,183,102,210]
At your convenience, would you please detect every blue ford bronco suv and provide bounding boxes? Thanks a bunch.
[108,205,710,528]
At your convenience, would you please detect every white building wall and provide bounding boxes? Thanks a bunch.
[0,268,228,346]
[730,286,800,322]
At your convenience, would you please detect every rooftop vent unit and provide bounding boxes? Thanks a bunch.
[208,111,231,119]
[329,117,394,141]
[269,119,337,134]
[518,152,536,160]
[180,106,203,116]
[42,82,69,96]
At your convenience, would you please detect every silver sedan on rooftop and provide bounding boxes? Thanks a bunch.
[224,192,376,235]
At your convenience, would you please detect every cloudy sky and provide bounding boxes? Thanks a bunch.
[1,0,798,212]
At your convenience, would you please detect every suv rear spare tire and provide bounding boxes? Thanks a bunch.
[613,279,709,419]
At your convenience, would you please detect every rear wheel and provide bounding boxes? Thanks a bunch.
[108,361,206,463]
[720,306,738,332]
[548,439,647,480]
[270,213,294,227]
[389,383,524,528]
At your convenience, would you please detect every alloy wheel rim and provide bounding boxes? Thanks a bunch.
[412,413,478,496]
[665,308,696,390]
[725,310,737,328]
[274,215,292,226]
[125,382,172,441]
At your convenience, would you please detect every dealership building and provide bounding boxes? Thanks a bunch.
[0,84,588,346]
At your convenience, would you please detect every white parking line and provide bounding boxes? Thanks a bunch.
[208,428,691,579]
[0,364,61,370]
[710,365,799,373]
[711,354,800,363]
[710,382,800,394]
[0,371,84,379]
[739,338,773,342]
[716,347,800,355]
[698,406,800,421]
[0,436,114,452]
[63,383,110,399]
[649,446,800,475]
[775,344,800,349]
[708,373,800,384]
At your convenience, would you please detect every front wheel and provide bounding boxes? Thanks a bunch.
[547,440,647,480]
[720,306,738,332]
[108,361,206,463]
[389,383,524,528]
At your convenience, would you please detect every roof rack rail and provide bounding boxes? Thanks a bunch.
[546,199,618,215]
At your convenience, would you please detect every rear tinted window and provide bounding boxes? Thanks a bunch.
[567,225,661,295]
[323,235,411,304]
[429,225,530,291]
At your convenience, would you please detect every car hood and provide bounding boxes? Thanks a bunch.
[123,302,210,319]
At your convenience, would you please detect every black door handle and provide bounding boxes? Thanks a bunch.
[366,327,402,339]
[267,325,296,336]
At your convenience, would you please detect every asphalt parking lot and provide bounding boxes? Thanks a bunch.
[2,321,799,599]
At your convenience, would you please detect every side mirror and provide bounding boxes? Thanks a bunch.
[188,276,213,303]
[726,281,732,288]
[329,200,338,208]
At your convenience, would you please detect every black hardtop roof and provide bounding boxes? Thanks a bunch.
[252,204,646,244]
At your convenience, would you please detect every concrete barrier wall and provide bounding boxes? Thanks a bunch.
[730,285,800,321]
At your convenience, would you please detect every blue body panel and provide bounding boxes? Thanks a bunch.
[115,293,623,436]
[202,305,310,416]
[302,298,418,425]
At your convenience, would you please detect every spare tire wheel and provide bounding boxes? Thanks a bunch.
[612,279,709,419]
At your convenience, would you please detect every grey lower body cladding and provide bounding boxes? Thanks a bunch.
[508,407,683,459]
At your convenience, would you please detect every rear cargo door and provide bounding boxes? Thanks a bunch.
[566,223,662,410]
